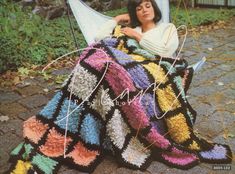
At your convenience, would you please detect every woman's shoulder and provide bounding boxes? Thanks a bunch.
[149,23,177,35]
[157,22,177,30]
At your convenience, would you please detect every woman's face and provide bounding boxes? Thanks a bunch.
[136,0,155,25]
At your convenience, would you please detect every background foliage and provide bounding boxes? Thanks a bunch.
[0,0,85,73]
[0,0,235,73]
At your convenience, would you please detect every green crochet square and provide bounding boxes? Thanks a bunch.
[31,153,58,174]
[22,143,33,159]
[10,142,24,156]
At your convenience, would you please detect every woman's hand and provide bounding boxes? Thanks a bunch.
[121,27,143,42]
[114,14,130,24]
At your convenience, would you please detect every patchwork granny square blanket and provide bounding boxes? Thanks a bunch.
[8,26,232,174]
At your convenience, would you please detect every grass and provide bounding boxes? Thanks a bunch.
[170,6,235,27]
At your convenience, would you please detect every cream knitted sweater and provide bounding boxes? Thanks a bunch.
[95,19,179,57]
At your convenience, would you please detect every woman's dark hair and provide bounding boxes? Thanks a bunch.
[127,0,162,27]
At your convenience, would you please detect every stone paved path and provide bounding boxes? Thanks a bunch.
[0,19,234,174]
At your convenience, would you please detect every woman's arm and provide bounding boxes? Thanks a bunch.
[120,27,143,42]
[94,14,130,42]
[139,23,179,57]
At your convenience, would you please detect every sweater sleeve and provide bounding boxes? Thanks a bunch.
[94,19,117,42]
[139,23,179,57]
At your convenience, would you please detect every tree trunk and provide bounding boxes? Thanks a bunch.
[90,0,104,11]
[108,0,121,10]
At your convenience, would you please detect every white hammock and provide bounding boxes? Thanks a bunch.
[67,0,206,72]
[68,0,170,45]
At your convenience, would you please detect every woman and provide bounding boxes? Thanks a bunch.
[8,0,232,174]
[95,0,179,58]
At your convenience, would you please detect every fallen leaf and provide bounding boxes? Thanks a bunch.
[43,88,49,93]
[217,82,224,86]
[31,65,38,70]
[223,129,229,139]
[55,75,68,84]
[13,76,21,85]
[0,115,9,122]
[16,81,31,88]
[18,67,30,77]
[208,48,213,51]
[227,133,235,138]
[41,72,52,81]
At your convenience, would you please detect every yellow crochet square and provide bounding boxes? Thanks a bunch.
[189,140,200,150]
[166,113,190,143]
[117,40,129,54]
[143,63,168,84]
[156,85,181,112]
[113,25,125,38]
[11,160,32,174]
[130,54,147,62]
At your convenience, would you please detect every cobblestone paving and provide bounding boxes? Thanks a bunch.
[0,19,234,173]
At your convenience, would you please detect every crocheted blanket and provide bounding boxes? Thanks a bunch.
[8,26,232,174]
